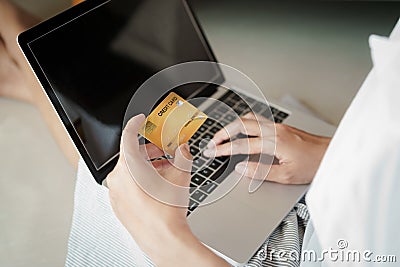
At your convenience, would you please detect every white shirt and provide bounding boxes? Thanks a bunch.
[303,19,400,266]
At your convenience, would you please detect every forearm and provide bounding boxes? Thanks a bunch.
[126,222,229,267]
[159,229,229,267]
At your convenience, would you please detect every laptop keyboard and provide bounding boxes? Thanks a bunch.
[186,90,290,216]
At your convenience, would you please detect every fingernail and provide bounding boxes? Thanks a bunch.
[235,163,246,174]
[133,114,145,123]
[182,143,189,151]
[203,149,214,158]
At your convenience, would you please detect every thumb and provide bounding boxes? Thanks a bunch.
[173,143,193,173]
[169,144,193,186]
[121,114,145,157]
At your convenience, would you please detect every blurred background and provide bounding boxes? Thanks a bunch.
[1,0,399,266]
[192,0,399,125]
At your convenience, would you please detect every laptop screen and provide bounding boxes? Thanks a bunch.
[27,0,221,169]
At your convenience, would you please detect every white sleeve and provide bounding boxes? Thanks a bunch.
[305,19,400,265]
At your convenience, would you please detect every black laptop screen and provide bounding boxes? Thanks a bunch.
[27,0,221,169]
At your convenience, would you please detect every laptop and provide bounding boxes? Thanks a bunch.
[18,0,335,265]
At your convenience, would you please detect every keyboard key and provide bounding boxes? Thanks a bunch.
[278,111,289,119]
[237,102,248,110]
[198,126,207,133]
[193,156,211,172]
[220,120,230,127]
[209,160,222,170]
[218,91,234,103]
[234,107,245,114]
[190,147,199,156]
[271,107,278,114]
[217,106,229,113]
[200,167,213,177]
[189,183,197,194]
[191,165,199,173]
[226,100,236,106]
[193,139,201,148]
[231,94,241,101]
[188,199,199,212]
[214,121,224,128]
[210,127,220,134]
[205,118,214,126]
[193,157,206,168]
[192,132,200,139]
[200,181,218,194]
[192,190,207,203]
[209,112,222,120]
[274,117,283,123]
[224,114,236,122]
[252,103,264,113]
[208,159,229,184]
[192,174,206,186]
[203,133,213,140]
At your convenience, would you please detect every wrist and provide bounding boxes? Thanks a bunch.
[320,136,332,145]
[319,136,331,155]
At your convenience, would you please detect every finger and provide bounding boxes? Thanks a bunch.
[211,119,273,146]
[151,158,172,170]
[211,119,253,145]
[164,144,193,187]
[235,161,284,182]
[172,144,193,174]
[140,143,165,160]
[120,114,146,162]
[204,138,275,157]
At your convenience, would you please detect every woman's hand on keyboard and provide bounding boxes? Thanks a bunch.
[204,113,331,184]
[106,114,229,267]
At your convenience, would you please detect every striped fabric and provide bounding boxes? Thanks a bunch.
[66,160,309,267]
[247,202,309,267]
[66,160,154,267]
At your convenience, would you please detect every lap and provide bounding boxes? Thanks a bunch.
[66,160,309,267]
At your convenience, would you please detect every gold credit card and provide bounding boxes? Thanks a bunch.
[139,92,208,155]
